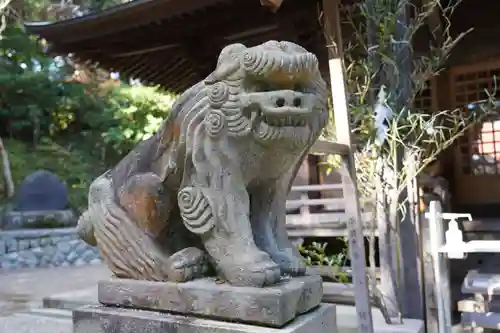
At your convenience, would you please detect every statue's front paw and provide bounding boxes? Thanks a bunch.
[219,251,281,287]
[270,250,307,277]
[163,247,210,282]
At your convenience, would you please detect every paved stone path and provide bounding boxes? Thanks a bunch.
[0,264,470,333]
[0,265,110,333]
[0,265,110,317]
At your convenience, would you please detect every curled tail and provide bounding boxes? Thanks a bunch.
[76,210,97,246]
[76,174,111,246]
[76,173,169,280]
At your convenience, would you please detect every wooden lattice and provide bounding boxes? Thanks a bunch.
[451,61,500,175]
[414,78,437,113]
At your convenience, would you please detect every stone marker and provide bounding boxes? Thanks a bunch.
[1,170,75,230]
[75,40,335,333]
[15,170,69,211]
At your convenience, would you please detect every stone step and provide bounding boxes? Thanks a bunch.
[74,304,337,333]
[23,307,72,320]
[43,287,97,311]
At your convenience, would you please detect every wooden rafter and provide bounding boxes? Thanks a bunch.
[26,0,331,92]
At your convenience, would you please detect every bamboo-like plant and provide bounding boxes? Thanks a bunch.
[319,0,498,322]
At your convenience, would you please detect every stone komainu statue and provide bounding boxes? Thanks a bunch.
[77,41,329,287]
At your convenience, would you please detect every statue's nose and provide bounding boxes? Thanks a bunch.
[273,91,304,109]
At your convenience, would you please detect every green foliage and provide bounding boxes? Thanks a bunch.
[298,241,349,282]
[81,84,175,160]
[0,25,87,140]
[0,26,59,123]
[299,241,347,266]
[84,0,132,12]
[0,25,176,211]
[21,0,133,22]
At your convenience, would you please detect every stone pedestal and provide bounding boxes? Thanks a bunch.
[74,303,336,333]
[73,276,337,333]
[1,208,76,229]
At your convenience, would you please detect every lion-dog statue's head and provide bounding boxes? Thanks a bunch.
[202,40,329,150]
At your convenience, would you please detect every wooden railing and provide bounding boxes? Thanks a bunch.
[284,140,374,238]
[285,183,373,237]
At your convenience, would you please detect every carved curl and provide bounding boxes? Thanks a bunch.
[208,82,229,108]
[178,186,214,234]
[242,50,262,73]
[204,109,226,137]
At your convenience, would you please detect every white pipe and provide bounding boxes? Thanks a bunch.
[439,241,500,253]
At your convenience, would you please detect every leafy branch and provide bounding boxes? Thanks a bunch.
[319,0,497,322]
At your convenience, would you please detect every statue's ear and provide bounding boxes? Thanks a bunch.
[204,72,219,85]
[204,60,241,85]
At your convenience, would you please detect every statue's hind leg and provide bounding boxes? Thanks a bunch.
[91,173,208,282]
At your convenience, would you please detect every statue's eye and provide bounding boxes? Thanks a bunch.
[246,78,274,92]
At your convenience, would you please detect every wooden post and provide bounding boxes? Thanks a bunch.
[405,152,424,318]
[420,200,439,333]
[322,1,374,333]
[375,157,401,320]
[394,4,424,319]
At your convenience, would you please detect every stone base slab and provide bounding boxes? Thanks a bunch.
[98,275,323,327]
[335,305,425,333]
[73,303,336,333]
[2,209,76,230]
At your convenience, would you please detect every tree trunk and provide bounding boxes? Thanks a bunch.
[0,138,15,199]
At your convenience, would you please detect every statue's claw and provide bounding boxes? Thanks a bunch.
[163,247,210,282]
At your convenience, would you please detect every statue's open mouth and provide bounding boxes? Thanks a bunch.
[261,115,307,127]
[240,90,316,128]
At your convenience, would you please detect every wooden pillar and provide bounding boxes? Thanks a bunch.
[321,1,374,332]
[394,3,424,320]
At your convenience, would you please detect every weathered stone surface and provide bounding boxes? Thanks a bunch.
[98,275,322,327]
[74,303,336,333]
[77,41,329,288]
[14,170,68,212]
